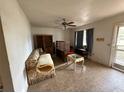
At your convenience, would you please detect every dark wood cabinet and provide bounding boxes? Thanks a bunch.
[75,48,88,58]
[33,35,53,54]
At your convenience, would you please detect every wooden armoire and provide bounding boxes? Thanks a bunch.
[33,35,53,54]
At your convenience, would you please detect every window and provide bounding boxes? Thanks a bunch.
[75,30,87,48]
[75,32,77,46]
[83,30,87,46]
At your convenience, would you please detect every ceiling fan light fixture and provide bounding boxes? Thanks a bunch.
[61,18,76,31]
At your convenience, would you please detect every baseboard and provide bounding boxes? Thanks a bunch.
[21,84,28,92]
[0,84,3,92]
[89,59,110,67]
[18,80,28,92]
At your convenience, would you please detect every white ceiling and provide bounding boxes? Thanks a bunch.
[18,0,124,28]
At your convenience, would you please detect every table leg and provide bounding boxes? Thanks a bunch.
[67,57,69,65]
[82,60,84,70]
[74,62,76,71]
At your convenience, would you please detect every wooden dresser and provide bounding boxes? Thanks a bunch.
[33,35,53,54]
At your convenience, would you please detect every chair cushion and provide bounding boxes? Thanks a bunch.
[36,54,54,73]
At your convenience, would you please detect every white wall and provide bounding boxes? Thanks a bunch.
[69,30,75,47]
[0,0,33,91]
[32,27,70,42]
[72,13,124,66]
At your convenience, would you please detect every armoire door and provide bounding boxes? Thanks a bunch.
[34,35,43,49]
[33,35,53,54]
[43,35,53,54]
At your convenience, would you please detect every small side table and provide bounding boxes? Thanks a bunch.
[67,54,84,71]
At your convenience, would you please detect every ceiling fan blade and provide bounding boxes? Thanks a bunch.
[67,22,74,24]
[68,24,76,27]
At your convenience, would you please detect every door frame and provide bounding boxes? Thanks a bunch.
[109,23,124,67]
[0,17,14,91]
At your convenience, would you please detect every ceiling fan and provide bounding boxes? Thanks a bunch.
[61,18,76,30]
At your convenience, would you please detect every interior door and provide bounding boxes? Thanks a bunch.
[0,18,14,91]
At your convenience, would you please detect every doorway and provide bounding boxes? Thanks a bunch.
[112,26,124,71]
[0,17,14,91]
